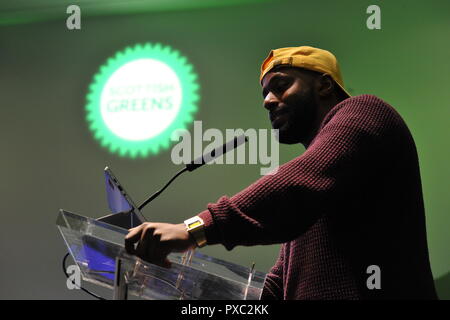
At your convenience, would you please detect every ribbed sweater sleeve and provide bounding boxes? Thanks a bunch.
[198,95,397,250]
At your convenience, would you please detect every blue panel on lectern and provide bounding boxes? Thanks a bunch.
[78,235,117,281]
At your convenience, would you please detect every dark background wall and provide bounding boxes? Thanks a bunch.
[0,0,449,299]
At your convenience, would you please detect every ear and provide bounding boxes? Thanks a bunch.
[316,74,335,98]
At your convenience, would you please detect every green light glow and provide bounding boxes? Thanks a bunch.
[85,43,199,158]
[0,0,272,26]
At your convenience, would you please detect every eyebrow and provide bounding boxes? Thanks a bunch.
[262,74,285,98]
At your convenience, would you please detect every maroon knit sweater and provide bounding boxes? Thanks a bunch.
[197,94,437,300]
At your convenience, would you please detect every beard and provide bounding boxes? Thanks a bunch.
[272,88,317,145]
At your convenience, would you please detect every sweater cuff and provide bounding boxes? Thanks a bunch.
[197,209,222,245]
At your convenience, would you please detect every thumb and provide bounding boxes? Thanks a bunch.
[162,258,172,269]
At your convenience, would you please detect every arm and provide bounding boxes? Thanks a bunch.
[198,99,386,250]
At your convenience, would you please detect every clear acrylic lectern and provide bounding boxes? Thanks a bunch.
[56,210,266,300]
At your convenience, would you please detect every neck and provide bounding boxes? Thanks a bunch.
[301,96,344,148]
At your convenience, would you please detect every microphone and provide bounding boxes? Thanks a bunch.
[138,134,248,211]
[185,134,248,172]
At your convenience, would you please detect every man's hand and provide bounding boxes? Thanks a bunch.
[125,222,196,268]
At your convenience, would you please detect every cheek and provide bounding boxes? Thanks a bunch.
[289,94,317,123]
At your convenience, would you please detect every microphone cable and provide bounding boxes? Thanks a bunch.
[138,167,188,211]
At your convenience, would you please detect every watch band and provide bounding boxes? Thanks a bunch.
[184,216,207,248]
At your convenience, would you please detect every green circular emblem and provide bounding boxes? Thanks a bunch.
[85,43,199,158]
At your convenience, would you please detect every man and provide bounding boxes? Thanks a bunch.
[125,46,438,299]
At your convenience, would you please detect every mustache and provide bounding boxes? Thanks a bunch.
[269,106,290,122]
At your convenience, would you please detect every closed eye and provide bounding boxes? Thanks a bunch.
[262,75,292,98]
[274,80,289,92]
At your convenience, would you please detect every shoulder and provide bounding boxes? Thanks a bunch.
[320,94,408,136]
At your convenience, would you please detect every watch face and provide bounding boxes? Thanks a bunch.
[184,217,206,247]
[185,217,204,229]
[188,221,202,229]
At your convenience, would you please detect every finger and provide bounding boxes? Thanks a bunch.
[152,245,173,269]
[124,225,144,254]
[145,232,159,262]
[136,226,155,261]
[162,258,172,269]
[150,255,172,269]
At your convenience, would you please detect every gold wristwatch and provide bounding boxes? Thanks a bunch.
[184,216,207,248]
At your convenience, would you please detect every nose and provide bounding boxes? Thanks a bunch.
[263,91,279,112]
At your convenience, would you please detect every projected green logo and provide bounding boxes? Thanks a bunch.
[86,43,199,158]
